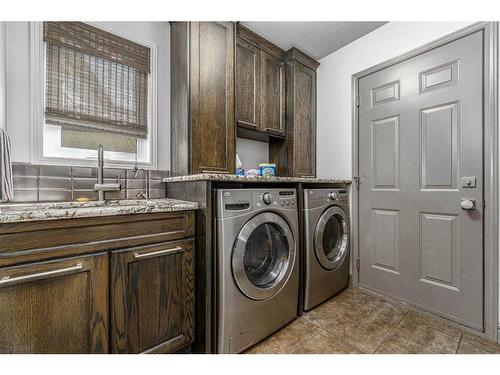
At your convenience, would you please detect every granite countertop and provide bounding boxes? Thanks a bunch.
[0,198,198,224]
[162,173,351,184]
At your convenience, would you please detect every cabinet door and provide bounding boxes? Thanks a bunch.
[261,52,286,136]
[235,37,261,131]
[190,22,235,174]
[292,62,316,177]
[0,253,108,353]
[111,240,195,354]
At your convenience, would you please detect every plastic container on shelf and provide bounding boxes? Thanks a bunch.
[259,163,277,177]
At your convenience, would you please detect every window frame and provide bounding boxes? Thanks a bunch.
[30,21,158,169]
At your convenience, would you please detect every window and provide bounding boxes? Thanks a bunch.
[31,22,157,168]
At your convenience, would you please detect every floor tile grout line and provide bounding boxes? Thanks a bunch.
[319,298,411,354]
[296,324,324,347]
[291,328,327,354]
[319,326,367,354]
[373,309,410,353]
[320,320,367,353]
[455,334,464,354]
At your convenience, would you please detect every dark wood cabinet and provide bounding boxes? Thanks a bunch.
[261,52,285,136]
[235,29,285,140]
[290,60,317,177]
[171,22,235,176]
[110,239,195,353]
[171,22,320,178]
[0,210,196,354]
[271,48,319,177]
[0,253,108,353]
[236,37,261,131]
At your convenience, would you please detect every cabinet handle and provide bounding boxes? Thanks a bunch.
[0,263,83,287]
[133,246,183,260]
[200,170,229,174]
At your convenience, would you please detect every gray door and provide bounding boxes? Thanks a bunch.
[358,30,484,330]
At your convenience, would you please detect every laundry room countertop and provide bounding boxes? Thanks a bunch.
[0,198,198,223]
[162,173,352,184]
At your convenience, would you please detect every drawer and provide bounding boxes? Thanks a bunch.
[0,211,195,267]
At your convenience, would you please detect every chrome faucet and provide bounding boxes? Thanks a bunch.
[94,144,121,200]
[133,166,148,199]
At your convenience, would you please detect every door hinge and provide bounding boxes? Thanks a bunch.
[356,258,360,271]
[355,95,360,108]
[353,176,360,189]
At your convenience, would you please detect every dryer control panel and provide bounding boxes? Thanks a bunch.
[304,188,348,210]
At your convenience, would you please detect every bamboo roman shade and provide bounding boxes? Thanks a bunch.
[43,22,150,139]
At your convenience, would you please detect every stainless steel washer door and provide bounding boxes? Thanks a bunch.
[232,212,295,301]
[314,206,349,270]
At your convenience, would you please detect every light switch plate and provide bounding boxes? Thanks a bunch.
[461,177,477,188]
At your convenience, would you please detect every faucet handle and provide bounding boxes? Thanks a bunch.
[136,191,147,199]
[97,144,104,167]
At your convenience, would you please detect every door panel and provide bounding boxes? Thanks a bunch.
[111,240,195,353]
[261,52,285,135]
[236,37,261,130]
[420,102,459,189]
[0,253,108,353]
[371,209,400,274]
[190,22,235,174]
[358,30,484,329]
[292,62,317,177]
[371,115,399,189]
[420,213,459,290]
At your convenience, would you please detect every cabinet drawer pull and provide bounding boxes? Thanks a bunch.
[0,263,83,286]
[134,246,183,260]
[200,170,229,174]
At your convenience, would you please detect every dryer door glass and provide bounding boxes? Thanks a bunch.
[314,206,349,270]
[232,212,296,301]
[244,222,288,288]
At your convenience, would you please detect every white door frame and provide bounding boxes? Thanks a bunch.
[351,22,499,342]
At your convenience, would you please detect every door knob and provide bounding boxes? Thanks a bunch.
[460,199,476,210]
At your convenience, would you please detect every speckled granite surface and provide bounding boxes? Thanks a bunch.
[162,173,351,184]
[0,198,198,224]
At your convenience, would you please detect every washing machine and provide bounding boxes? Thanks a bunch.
[303,188,350,311]
[215,188,299,353]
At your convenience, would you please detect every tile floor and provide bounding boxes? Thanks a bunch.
[245,288,500,354]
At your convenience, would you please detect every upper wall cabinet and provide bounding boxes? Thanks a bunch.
[235,37,261,131]
[235,26,286,141]
[271,48,319,177]
[289,60,317,177]
[171,22,235,176]
[261,52,285,136]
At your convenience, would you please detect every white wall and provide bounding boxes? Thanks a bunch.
[4,21,171,170]
[236,137,269,169]
[0,23,6,131]
[316,21,474,179]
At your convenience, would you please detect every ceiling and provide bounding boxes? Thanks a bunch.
[239,22,388,60]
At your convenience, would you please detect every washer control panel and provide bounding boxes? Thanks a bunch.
[218,189,297,218]
[253,190,296,209]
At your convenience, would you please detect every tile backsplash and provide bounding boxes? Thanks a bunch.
[9,163,168,203]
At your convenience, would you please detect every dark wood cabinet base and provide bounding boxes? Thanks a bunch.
[0,211,196,354]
